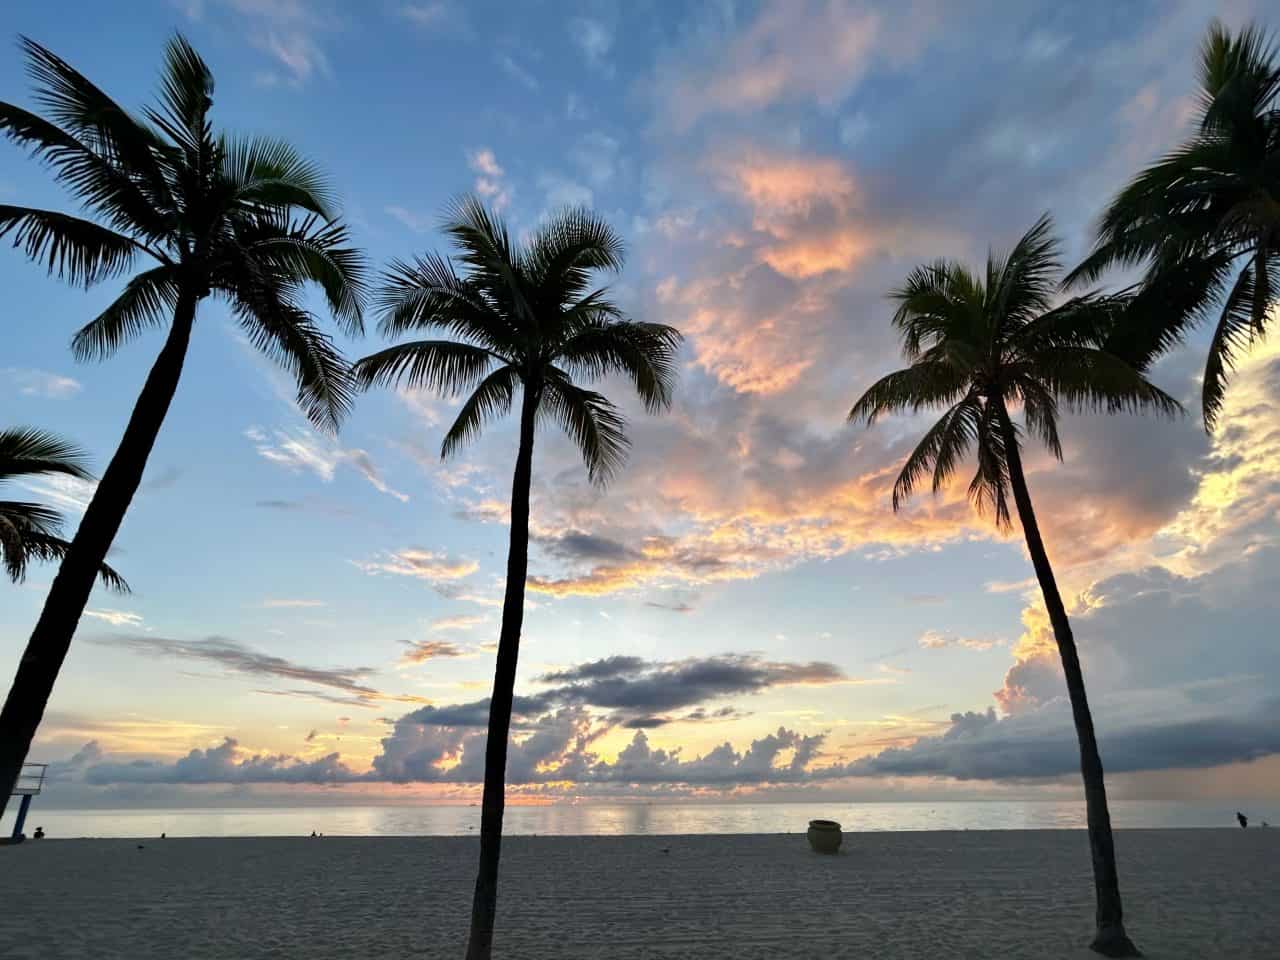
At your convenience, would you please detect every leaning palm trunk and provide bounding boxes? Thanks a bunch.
[465,386,538,960]
[0,36,366,816]
[0,294,196,815]
[996,405,1137,957]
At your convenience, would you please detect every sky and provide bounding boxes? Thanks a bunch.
[2,0,1278,810]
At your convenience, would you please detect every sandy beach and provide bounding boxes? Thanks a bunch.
[1,830,1276,958]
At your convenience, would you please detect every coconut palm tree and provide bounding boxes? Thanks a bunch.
[0,35,365,816]
[0,427,126,590]
[1068,20,1279,429]
[851,215,1179,957]
[353,196,681,960]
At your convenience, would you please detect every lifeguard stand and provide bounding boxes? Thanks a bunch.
[9,763,47,841]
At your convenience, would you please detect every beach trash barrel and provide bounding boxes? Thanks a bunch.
[807,819,842,854]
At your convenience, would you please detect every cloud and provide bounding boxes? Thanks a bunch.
[428,614,488,632]
[398,2,450,26]
[385,205,433,233]
[651,0,925,131]
[538,173,593,211]
[918,630,1002,652]
[399,639,469,665]
[569,131,620,186]
[5,368,82,398]
[89,633,408,707]
[568,17,613,70]
[466,148,512,209]
[851,681,1280,781]
[84,737,362,784]
[20,472,97,514]
[246,426,409,502]
[355,549,479,591]
[186,0,341,87]
[83,609,144,628]
[644,600,695,613]
[255,499,303,511]
[497,54,538,91]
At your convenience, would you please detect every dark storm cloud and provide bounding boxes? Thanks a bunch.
[539,655,846,714]
[535,530,641,563]
[538,656,649,683]
[850,682,1280,781]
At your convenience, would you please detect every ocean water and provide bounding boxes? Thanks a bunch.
[1,800,1261,839]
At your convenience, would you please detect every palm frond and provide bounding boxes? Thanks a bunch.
[220,135,335,219]
[375,253,516,353]
[541,370,630,485]
[969,401,1013,529]
[4,526,129,592]
[889,396,980,512]
[0,204,138,286]
[352,340,497,396]
[230,282,354,433]
[240,214,366,334]
[988,212,1060,330]
[848,362,970,425]
[1035,346,1183,419]
[524,207,625,309]
[0,499,62,583]
[441,195,532,325]
[1203,264,1261,429]
[145,33,213,152]
[71,264,179,361]
[0,427,91,481]
[1017,380,1063,461]
[18,36,172,206]
[553,314,682,413]
[440,364,520,460]
[1197,20,1280,131]
[0,100,173,240]
[1100,253,1237,370]
[890,260,985,358]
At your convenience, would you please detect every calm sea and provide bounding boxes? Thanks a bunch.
[1,800,1262,839]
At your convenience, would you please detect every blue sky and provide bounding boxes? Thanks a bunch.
[3,0,1279,807]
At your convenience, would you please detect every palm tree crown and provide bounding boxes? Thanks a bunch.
[851,214,1180,522]
[0,35,366,429]
[0,428,125,591]
[1068,20,1280,428]
[353,196,682,478]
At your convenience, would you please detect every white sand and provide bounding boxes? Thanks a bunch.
[1,830,1276,958]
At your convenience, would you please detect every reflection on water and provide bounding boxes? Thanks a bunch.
[0,800,1251,839]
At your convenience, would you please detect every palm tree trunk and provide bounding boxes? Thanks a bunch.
[464,383,538,960]
[995,403,1139,958]
[0,289,198,818]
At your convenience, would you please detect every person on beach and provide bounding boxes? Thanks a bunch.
[1236,812,1248,828]
[33,826,44,839]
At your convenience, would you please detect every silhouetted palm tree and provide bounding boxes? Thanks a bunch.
[0,427,126,590]
[353,197,680,960]
[0,36,365,816]
[851,215,1178,957]
[1069,20,1279,429]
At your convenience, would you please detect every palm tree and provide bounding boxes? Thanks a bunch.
[1067,20,1279,429]
[353,197,681,960]
[850,215,1178,958]
[0,36,365,816]
[0,427,126,590]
